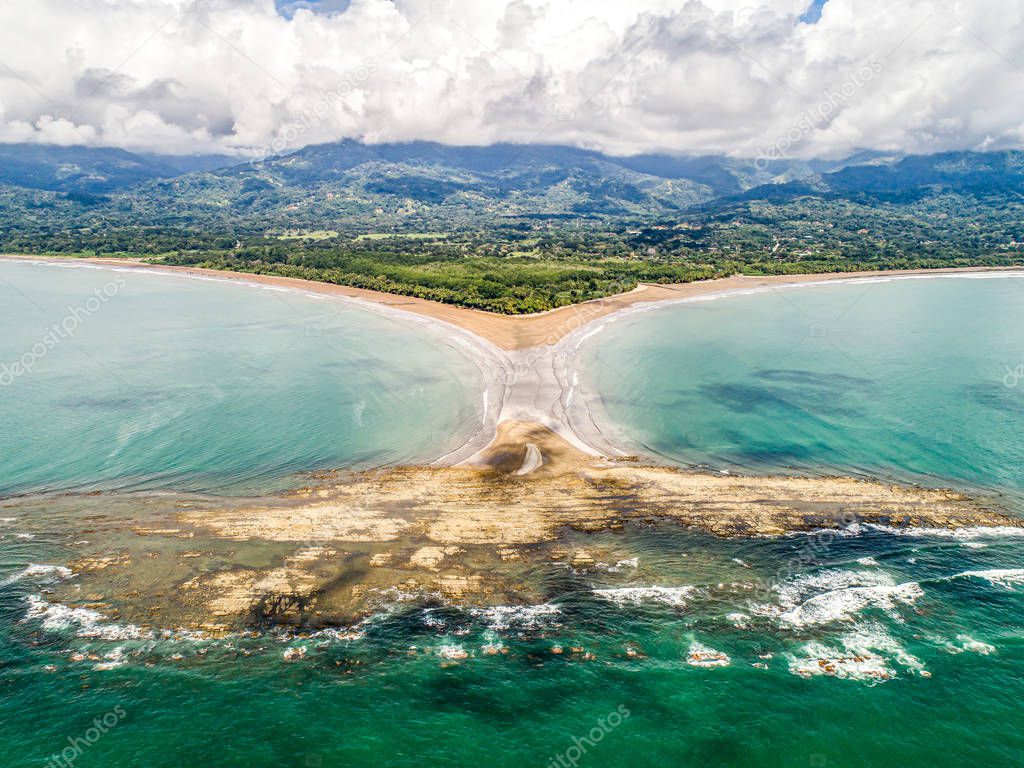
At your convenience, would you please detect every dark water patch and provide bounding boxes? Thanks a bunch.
[963,382,1024,414]
[688,430,826,466]
[699,381,865,420]
[58,392,173,410]
[755,367,873,389]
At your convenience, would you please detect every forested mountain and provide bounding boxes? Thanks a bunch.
[1,140,1022,312]
[0,143,232,194]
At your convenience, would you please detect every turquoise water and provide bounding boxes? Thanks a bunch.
[0,260,483,495]
[579,275,1024,500]
[3,269,1024,768]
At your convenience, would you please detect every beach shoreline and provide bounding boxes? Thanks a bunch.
[5,257,1024,635]
[3,253,1022,350]
[8,254,1024,465]
[12,420,1022,633]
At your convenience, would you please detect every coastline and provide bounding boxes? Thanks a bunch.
[0,254,514,467]
[7,254,1024,464]
[3,253,1022,350]
[553,267,1024,460]
[14,421,1022,633]
[4,256,1024,634]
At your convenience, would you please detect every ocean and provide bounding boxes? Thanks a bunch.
[2,264,1023,767]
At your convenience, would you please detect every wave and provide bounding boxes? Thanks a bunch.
[776,568,896,609]
[785,523,1024,541]
[771,568,923,628]
[469,603,561,631]
[780,583,923,628]
[863,524,1024,540]
[1,563,73,587]
[947,568,1024,589]
[948,634,997,655]
[593,586,696,607]
[23,595,148,641]
[787,623,926,682]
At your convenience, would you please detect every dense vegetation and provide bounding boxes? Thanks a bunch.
[2,141,1023,312]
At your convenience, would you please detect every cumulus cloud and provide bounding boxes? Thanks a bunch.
[0,0,1021,158]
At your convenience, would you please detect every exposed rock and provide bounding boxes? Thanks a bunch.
[409,546,463,571]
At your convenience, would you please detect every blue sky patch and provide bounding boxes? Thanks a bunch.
[275,0,351,19]
[799,0,829,24]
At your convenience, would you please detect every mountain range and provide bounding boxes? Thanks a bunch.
[0,140,1019,227]
[1,139,1021,312]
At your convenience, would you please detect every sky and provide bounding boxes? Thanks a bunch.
[0,0,1021,159]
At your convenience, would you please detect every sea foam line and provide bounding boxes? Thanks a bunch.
[593,586,696,608]
[780,582,924,628]
[787,622,925,682]
[1,563,73,587]
[947,568,1024,589]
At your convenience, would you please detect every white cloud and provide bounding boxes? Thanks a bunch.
[0,0,1021,158]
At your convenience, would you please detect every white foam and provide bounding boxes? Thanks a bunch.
[776,569,896,610]
[865,524,1024,540]
[951,568,1024,589]
[421,610,447,629]
[786,523,1024,541]
[436,643,469,660]
[954,634,996,655]
[308,627,366,642]
[471,603,561,631]
[593,586,695,607]
[780,582,923,627]
[1,563,73,587]
[687,641,730,667]
[788,623,924,682]
[23,596,148,641]
[93,647,127,670]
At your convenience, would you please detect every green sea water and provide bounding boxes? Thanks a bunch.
[0,260,484,495]
[3,267,1024,768]
[577,275,1024,501]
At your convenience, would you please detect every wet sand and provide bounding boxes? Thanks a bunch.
[4,253,1022,350]
[9,255,1023,463]
[4,255,1023,632]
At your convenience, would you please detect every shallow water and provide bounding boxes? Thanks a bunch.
[0,260,483,495]
[3,268,1024,768]
[577,275,1024,501]
[4,521,1024,768]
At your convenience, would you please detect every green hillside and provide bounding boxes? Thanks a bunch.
[2,142,1023,312]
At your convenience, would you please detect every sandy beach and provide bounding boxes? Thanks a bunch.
[4,253,1022,349]
[5,255,1024,633]
[8,254,1024,464]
